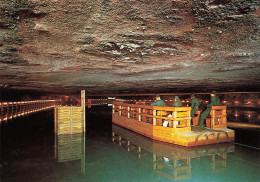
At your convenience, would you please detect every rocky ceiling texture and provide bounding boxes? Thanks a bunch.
[0,0,260,94]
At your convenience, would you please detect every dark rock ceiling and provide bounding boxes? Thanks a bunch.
[0,0,260,95]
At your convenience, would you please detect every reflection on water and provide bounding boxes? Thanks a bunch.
[112,124,235,181]
[227,109,260,124]
[55,134,86,174]
[0,106,260,182]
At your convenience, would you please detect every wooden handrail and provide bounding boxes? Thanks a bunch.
[0,100,57,123]
[113,101,191,129]
[114,101,191,111]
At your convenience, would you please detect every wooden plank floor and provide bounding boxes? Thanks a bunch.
[191,126,233,133]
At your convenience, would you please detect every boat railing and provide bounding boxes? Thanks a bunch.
[113,101,191,131]
[206,106,227,129]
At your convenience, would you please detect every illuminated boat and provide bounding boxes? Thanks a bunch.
[112,101,234,147]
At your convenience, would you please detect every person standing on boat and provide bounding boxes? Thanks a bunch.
[172,96,182,107]
[150,94,165,106]
[191,94,200,117]
[199,91,221,127]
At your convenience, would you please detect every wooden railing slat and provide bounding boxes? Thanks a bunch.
[113,101,192,129]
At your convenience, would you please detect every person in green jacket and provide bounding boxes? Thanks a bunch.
[191,94,200,117]
[172,96,182,107]
[199,91,221,127]
[150,94,165,106]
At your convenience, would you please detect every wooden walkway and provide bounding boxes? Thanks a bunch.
[0,100,56,123]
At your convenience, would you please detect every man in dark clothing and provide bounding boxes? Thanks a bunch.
[150,94,165,106]
[199,91,221,127]
[191,94,200,117]
[172,96,182,107]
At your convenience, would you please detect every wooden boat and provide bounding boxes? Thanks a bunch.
[112,101,234,147]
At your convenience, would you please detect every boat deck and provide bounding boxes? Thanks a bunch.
[177,126,234,146]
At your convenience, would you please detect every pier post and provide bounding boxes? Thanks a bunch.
[6,103,9,121]
[81,90,86,133]
[54,107,57,135]
[187,109,191,128]
[15,102,18,117]
[25,102,27,114]
[173,111,177,128]
[112,105,115,114]
[70,107,73,134]
[212,109,216,128]
[153,109,156,125]
[138,108,141,121]
[0,103,3,122]
[127,106,130,118]
[11,102,14,119]
[119,105,122,116]
[17,102,20,116]
[222,109,227,126]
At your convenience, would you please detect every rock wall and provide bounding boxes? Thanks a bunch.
[0,0,259,93]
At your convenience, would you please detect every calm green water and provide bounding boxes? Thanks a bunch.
[1,106,259,182]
